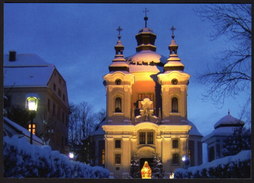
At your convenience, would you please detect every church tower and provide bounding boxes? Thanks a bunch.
[158,26,190,120]
[102,11,202,178]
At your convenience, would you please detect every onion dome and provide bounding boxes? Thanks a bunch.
[214,111,244,129]
[164,26,184,72]
[109,26,129,72]
[135,9,157,52]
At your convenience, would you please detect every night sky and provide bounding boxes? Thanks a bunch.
[4,3,251,136]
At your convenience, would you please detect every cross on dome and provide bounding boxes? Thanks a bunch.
[171,26,176,39]
[143,8,149,27]
[116,26,123,40]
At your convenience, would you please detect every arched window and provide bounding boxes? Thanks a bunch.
[115,97,122,112]
[172,97,178,113]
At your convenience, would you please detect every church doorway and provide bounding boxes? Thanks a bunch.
[140,158,153,170]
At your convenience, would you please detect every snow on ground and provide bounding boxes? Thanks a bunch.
[3,135,109,178]
[174,150,251,178]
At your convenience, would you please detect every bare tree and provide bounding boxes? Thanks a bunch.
[196,4,251,103]
[68,102,96,145]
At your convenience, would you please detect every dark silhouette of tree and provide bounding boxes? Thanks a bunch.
[222,127,251,156]
[196,4,251,103]
[7,105,31,128]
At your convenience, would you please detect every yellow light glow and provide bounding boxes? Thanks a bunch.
[26,97,38,111]
[28,124,36,134]
[169,172,174,179]
[141,161,152,179]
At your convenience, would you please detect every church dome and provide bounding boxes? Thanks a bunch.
[214,112,244,129]
[126,50,166,65]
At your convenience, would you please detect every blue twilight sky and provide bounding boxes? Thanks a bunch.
[4,3,251,136]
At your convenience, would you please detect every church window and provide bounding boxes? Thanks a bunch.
[53,83,56,91]
[115,140,121,148]
[115,154,121,164]
[172,97,178,113]
[115,79,122,85]
[101,149,105,165]
[172,139,179,148]
[139,131,154,144]
[172,153,179,165]
[115,97,122,112]
[139,132,146,144]
[147,132,154,144]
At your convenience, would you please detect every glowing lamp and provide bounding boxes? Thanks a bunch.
[69,152,74,159]
[26,96,38,144]
[141,161,152,179]
[182,155,187,162]
[26,97,38,111]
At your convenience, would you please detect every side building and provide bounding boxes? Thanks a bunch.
[4,51,69,153]
[202,112,245,162]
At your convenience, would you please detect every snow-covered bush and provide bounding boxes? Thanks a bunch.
[174,150,250,178]
[3,136,109,178]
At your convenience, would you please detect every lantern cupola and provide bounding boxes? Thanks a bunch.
[109,26,129,72]
[164,26,184,71]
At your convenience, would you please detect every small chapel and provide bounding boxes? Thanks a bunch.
[92,12,203,178]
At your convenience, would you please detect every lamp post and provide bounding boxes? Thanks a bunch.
[26,96,38,144]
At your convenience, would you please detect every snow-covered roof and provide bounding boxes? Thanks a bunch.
[4,53,55,87]
[4,117,44,145]
[214,113,244,129]
[126,50,166,65]
[187,120,203,136]
[90,118,106,136]
[202,126,238,142]
[4,54,51,67]
[138,27,155,33]
[128,64,162,73]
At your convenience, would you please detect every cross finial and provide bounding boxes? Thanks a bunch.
[116,26,123,40]
[228,109,230,115]
[143,8,149,27]
[171,26,176,39]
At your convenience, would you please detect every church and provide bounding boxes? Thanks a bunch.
[91,13,203,178]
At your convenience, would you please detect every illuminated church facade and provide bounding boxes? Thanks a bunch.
[100,15,203,178]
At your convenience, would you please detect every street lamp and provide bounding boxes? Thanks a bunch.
[26,96,38,144]
[69,152,74,159]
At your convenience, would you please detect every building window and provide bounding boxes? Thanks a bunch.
[53,83,56,91]
[139,132,146,144]
[208,146,215,162]
[172,139,179,148]
[28,124,36,134]
[139,131,154,144]
[172,153,179,165]
[58,88,61,97]
[171,97,178,113]
[115,79,122,85]
[115,154,121,164]
[53,103,55,115]
[115,97,122,112]
[188,140,195,166]
[47,99,50,112]
[101,149,105,165]
[147,132,154,144]
[115,140,121,148]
